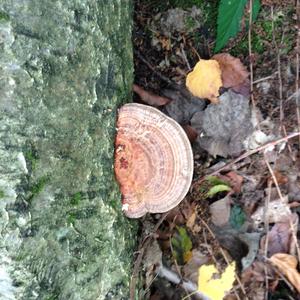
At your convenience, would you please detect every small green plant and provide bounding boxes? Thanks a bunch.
[70,192,82,205]
[215,0,261,52]
[28,176,48,202]
[0,11,9,22]
[205,175,231,198]
[171,226,192,265]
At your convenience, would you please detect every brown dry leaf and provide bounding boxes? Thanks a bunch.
[181,124,198,143]
[261,213,298,257]
[212,53,250,97]
[186,59,222,103]
[133,84,171,106]
[270,170,288,185]
[186,211,197,230]
[209,196,231,227]
[221,171,243,194]
[242,261,269,283]
[270,253,300,293]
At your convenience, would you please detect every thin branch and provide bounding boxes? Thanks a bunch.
[263,179,272,300]
[248,0,260,130]
[296,0,300,149]
[271,5,284,131]
[198,132,300,182]
[157,265,210,300]
[253,72,278,84]
[180,43,191,71]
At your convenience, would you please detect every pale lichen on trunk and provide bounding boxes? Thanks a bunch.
[0,1,136,299]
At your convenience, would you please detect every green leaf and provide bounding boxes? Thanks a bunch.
[215,0,248,53]
[171,226,192,265]
[252,0,261,22]
[207,184,231,198]
[206,175,229,186]
[245,0,261,27]
[229,205,246,229]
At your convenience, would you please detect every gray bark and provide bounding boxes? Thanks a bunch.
[0,1,137,299]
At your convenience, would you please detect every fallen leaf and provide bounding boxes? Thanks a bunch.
[261,213,298,257]
[206,175,230,186]
[251,196,291,225]
[229,205,246,229]
[242,261,275,299]
[186,211,197,230]
[212,53,250,96]
[271,170,288,185]
[133,84,171,106]
[210,196,231,226]
[213,228,249,270]
[242,261,268,283]
[207,184,231,198]
[239,232,261,270]
[186,59,222,103]
[222,171,244,194]
[198,262,236,300]
[171,226,193,265]
[270,253,300,293]
[182,124,198,143]
[162,88,206,124]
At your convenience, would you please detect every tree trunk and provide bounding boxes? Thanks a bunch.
[0,1,137,299]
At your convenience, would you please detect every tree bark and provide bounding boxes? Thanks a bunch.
[0,1,137,299]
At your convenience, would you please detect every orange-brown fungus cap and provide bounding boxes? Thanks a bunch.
[114,103,193,218]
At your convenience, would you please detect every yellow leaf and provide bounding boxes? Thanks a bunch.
[198,262,236,300]
[186,59,222,104]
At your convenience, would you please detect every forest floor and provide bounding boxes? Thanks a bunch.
[130,1,300,299]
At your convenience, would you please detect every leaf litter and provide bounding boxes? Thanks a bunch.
[131,1,300,299]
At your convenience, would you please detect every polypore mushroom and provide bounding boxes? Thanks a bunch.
[114,103,193,218]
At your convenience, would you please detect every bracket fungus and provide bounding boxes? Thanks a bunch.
[114,103,193,218]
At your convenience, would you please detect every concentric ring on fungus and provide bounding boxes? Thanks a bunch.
[114,103,193,218]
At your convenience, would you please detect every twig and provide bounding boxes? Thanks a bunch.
[270,6,294,159]
[296,0,300,149]
[198,132,300,182]
[134,49,174,86]
[202,228,218,267]
[156,265,210,300]
[253,72,278,84]
[248,0,260,131]
[134,49,194,100]
[180,43,191,71]
[129,213,168,300]
[263,168,272,299]
[271,6,284,131]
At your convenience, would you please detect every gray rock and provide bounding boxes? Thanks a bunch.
[191,90,253,157]
[0,1,136,299]
[162,88,206,124]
